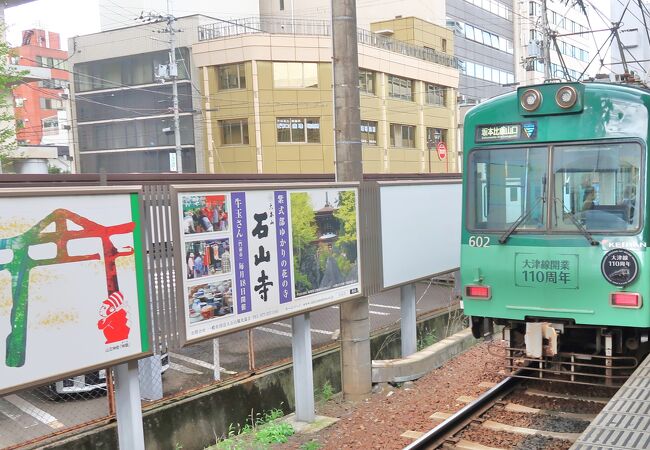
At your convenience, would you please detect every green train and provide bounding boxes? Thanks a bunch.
[461,82,648,385]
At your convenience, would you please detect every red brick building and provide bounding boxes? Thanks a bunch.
[12,29,69,145]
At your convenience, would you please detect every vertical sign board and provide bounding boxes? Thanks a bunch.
[0,187,150,396]
[172,184,362,344]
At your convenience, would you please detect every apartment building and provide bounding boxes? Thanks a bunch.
[11,29,70,147]
[194,16,459,174]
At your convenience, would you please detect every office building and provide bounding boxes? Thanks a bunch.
[194,15,459,174]
[68,15,213,173]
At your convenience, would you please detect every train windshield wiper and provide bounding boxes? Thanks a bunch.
[553,198,599,246]
[498,196,544,244]
[499,175,546,245]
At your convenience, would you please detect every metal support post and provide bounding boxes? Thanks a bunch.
[137,355,163,401]
[213,338,221,381]
[292,313,315,422]
[114,360,145,450]
[503,327,512,374]
[332,0,371,401]
[605,332,613,386]
[400,283,417,356]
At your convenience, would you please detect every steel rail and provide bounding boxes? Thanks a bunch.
[403,374,521,450]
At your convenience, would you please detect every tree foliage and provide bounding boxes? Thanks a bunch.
[290,193,317,255]
[333,190,358,260]
[290,193,318,292]
[0,35,26,168]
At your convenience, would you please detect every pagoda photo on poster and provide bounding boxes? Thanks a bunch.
[290,189,359,298]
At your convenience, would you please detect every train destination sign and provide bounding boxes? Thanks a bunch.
[475,121,537,143]
[172,184,362,344]
[601,249,639,287]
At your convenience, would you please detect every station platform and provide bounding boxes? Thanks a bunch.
[572,354,650,449]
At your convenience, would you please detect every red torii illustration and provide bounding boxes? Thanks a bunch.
[1,208,135,367]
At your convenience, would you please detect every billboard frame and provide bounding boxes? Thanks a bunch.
[376,179,461,291]
[170,182,363,346]
[0,185,152,396]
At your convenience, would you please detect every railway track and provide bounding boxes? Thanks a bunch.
[403,374,618,450]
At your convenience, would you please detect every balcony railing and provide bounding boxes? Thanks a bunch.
[198,17,460,70]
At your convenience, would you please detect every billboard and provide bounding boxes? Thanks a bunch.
[0,187,150,395]
[173,184,361,344]
[379,181,461,289]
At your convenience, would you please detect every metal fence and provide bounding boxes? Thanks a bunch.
[197,16,461,70]
[0,173,459,449]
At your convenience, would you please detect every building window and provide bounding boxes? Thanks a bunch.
[74,48,190,92]
[14,97,25,107]
[360,120,377,145]
[273,62,318,88]
[359,69,375,94]
[389,123,416,148]
[218,63,246,90]
[442,39,447,52]
[39,97,63,110]
[387,75,413,101]
[43,116,59,130]
[426,127,447,147]
[426,84,446,106]
[459,58,515,84]
[220,119,249,145]
[38,79,67,89]
[35,55,64,68]
[276,117,320,143]
[280,0,284,10]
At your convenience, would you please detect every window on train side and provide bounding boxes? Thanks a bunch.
[467,147,548,231]
[551,142,642,232]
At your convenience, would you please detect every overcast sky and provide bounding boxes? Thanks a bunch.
[4,0,101,49]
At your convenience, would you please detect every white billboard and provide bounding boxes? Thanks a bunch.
[172,184,362,344]
[380,181,461,289]
[0,187,150,395]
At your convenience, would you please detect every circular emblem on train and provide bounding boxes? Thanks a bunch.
[601,249,639,286]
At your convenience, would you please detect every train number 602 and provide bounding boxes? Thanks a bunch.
[468,236,490,247]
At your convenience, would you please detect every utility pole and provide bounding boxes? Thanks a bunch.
[541,0,552,81]
[167,0,183,173]
[331,0,371,400]
[137,1,183,173]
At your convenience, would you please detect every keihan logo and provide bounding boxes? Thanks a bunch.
[522,122,536,138]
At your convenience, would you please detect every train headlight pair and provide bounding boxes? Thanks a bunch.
[520,86,578,111]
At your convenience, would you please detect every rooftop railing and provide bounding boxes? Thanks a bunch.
[198,17,460,70]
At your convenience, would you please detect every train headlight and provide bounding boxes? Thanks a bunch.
[555,85,578,109]
[521,89,542,111]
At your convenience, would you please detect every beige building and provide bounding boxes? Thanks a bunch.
[194,16,459,174]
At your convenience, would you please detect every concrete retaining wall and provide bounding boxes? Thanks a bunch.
[41,308,468,450]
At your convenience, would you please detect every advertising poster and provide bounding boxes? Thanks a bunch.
[174,185,361,343]
[0,188,149,395]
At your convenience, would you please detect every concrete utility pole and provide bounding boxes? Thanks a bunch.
[541,0,552,81]
[138,1,183,173]
[331,0,371,400]
[167,0,183,173]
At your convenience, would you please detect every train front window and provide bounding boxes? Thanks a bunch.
[552,143,642,232]
[468,147,548,231]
